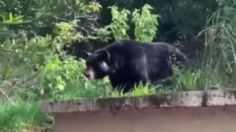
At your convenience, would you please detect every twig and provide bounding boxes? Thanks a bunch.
[20,72,40,85]
[0,87,16,105]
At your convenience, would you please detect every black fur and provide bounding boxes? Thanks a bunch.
[83,39,188,92]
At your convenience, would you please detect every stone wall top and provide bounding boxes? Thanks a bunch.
[42,89,236,114]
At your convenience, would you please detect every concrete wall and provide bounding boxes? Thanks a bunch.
[42,89,236,132]
[54,106,236,132]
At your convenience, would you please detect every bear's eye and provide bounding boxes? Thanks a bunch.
[98,61,110,72]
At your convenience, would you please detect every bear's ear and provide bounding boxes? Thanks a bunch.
[75,51,92,60]
[97,50,111,60]
[84,52,92,58]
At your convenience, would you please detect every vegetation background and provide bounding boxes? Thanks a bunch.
[0,0,236,131]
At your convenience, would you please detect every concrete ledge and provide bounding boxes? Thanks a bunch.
[42,89,236,114]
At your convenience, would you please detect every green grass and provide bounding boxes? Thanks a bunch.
[0,99,51,132]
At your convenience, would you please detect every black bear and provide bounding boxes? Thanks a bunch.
[83,39,188,92]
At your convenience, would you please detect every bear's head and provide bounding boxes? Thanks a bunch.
[83,50,112,79]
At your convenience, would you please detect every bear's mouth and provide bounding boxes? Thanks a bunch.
[84,69,95,79]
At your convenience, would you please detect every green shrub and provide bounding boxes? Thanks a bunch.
[107,6,131,40]
[132,4,160,42]
[0,100,50,132]
[105,4,160,42]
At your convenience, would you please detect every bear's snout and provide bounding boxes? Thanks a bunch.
[84,69,95,79]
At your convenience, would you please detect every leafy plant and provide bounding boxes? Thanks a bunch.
[132,4,160,42]
[105,4,160,42]
[199,0,236,87]
[107,6,131,40]
[0,0,102,37]
[40,56,85,97]
[55,21,84,44]
[0,100,50,132]
[0,12,29,25]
